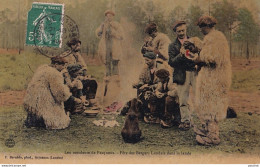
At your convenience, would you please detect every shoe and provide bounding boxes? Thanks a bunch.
[144,115,160,124]
[178,121,191,131]
[160,119,173,128]
[196,134,220,146]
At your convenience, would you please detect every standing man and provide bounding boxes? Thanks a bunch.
[168,20,197,131]
[96,10,124,77]
[141,22,171,71]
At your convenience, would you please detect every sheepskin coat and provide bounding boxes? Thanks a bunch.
[196,29,232,121]
[150,33,171,71]
[24,65,72,129]
[96,20,124,61]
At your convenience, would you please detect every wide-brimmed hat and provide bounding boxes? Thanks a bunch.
[51,56,68,65]
[104,10,115,16]
[145,22,157,34]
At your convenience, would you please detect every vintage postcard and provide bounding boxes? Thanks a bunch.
[0,0,259,164]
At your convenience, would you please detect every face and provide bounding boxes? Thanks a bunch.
[199,25,211,35]
[54,63,64,72]
[148,31,157,38]
[71,70,83,78]
[71,42,81,52]
[175,24,187,39]
[106,13,114,22]
[159,77,168,83]
[144,57,155,68]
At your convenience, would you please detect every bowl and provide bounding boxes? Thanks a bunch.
[84,109,100,118]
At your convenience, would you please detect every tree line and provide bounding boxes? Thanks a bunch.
[0,0,259,60]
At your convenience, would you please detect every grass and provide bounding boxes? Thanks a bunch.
[0,106,259,155]
[231,68,260,92]
[0,52,105,92]
[0,52,50,91]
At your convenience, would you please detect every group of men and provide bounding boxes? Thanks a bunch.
[24,9,231,146]
[24,38,97,130]
[128,15,231,146]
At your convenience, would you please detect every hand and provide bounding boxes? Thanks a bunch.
[156,92,165,98]
[144,46,154,52]
[74,98,82,104]
[139,84,149,90]
[185,52,198,61]
[180,46,186,55]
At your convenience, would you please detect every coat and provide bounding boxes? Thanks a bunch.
[137,65,159,89]
[96,20,124,61]
[23,65,72,129]
[195,29,232,121]
[168,37,196,85]
[143,33,171,70]
[59,51,87,70]
[155,78,178,98]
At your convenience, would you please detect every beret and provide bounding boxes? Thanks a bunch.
[105,10,115,16]
[66,38,81,47]
[155,69,170,79]
[51,56,68,64]
[172,20,186,31]
[197,15,217,27]
[144,22,157,34]
[67,64,82,73]
[143,52,156,59]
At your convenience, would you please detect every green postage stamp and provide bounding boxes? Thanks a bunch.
[26,2,64,48]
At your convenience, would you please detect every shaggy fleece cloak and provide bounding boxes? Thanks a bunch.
[96,21,124,62]
[196,30,232,122]
[24,65,72,129]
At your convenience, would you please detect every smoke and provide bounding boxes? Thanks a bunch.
[117,16,144,104]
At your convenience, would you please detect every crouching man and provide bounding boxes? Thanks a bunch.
[132,52,159,123]
[154,69,181,128]
[24,57,83,130]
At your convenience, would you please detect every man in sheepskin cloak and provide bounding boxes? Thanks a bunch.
[96,10,124,77]
[185,16,232,145]
[24,57,82,130]
[141,22,171,71]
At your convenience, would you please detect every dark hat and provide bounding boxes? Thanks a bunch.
[155,69,170,79]
[143,52,156,60]
[67,64,82,73]
[172,20,186,32]
[197,16,217,27]
[145,22,157,34]
[66,38,81,47]
[104,10,115,16]
[51,56,68,65]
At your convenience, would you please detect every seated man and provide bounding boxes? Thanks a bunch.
[59,38,98,106]
[64,64,89,114]
[24,57,83,130]
[132,52,159,123]
[154,69,181,128]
